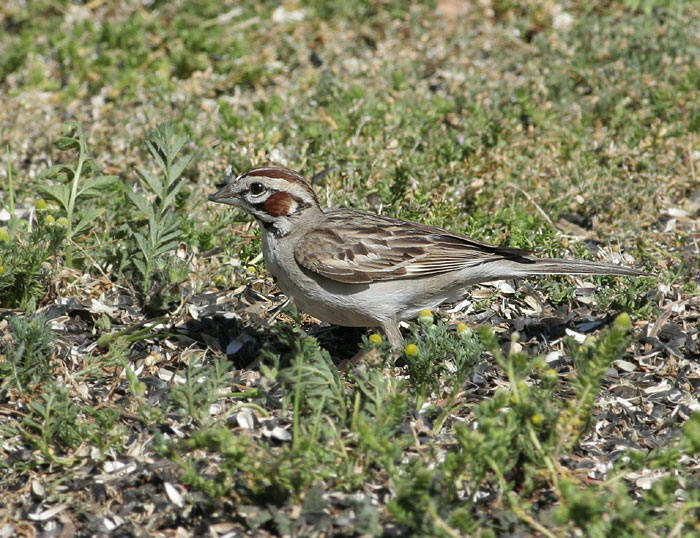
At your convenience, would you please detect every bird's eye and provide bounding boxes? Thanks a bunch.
[249,182,265,195]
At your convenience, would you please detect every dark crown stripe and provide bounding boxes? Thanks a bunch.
[245,167,306,183]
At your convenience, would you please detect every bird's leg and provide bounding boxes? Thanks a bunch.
[381,321,404,350]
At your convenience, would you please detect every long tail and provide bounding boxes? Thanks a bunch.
[459,257,650,285]
[490,256,651,282]
[518,257,649,277]
[494,256,651,278]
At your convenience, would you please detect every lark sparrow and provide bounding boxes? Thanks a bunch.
[209,166,647,347]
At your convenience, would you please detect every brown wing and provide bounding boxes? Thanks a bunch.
[294,209,533,284]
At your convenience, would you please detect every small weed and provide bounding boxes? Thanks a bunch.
[0,315,55,393]
[14,384,84,467]
[1,146,65,309]
[272,327,348,433]
[126,123,192,310]
[85,406,125,462]
[0,221,64,310]
[350,366,411,477]
[593,277,658,319]
[168,356,235,424]
[178,426,254,497]
[389,461,468,536]
[38,121,118,268]
[557,313,635,452]
[401,311,483,413]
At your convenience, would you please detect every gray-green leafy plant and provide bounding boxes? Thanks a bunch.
[401,314,483,415]
[13,384,84,467]
[0,220,64,310]
[38,121,118,268]
[168,357,235,424]
[0,315,54,393]
[126,123,191,296]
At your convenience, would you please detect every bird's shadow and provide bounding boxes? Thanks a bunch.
[176,306,619,371]
[175,315,366,368]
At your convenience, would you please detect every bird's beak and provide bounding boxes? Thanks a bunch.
[208,184,236,204]
[208,167,240,205]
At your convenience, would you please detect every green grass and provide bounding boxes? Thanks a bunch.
[0,0,698,535]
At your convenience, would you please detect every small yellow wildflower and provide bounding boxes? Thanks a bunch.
[404,343,419,357]
[456,322,470,335]
[35,199,47,209]
[545,369,558,378]
[45,215,55,224]
[418,309,433,324]
[56,216,69,227]
[368,333,382,345]
[0,265,5,275]
[0,228,9,242]
[531,414,544,426]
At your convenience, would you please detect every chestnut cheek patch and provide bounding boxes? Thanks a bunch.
[264,191,296,217]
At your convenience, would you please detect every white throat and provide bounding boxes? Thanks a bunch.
[259,214,295,237]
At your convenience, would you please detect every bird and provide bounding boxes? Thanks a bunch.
[208,166,648,348]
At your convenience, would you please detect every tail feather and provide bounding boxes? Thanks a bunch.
[517,257,649,277]
[459,257,650,286]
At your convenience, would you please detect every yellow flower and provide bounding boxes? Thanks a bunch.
[531,414,544,426]
[45,215,55,224]
[546,369,558,378]
[0,265,5,275]
[56,216,69,227]
[456,322,470,335]
[0,228,9,242]
[418,309,433,324]
[35,199,47,209]
[368,333,382,345]
[404,343,419,357]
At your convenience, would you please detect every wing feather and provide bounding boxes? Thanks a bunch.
[294,209,532,283]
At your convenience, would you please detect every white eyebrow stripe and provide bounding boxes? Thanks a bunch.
[238,177,315,204]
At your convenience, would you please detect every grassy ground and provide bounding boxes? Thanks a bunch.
[1,1,699,536]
